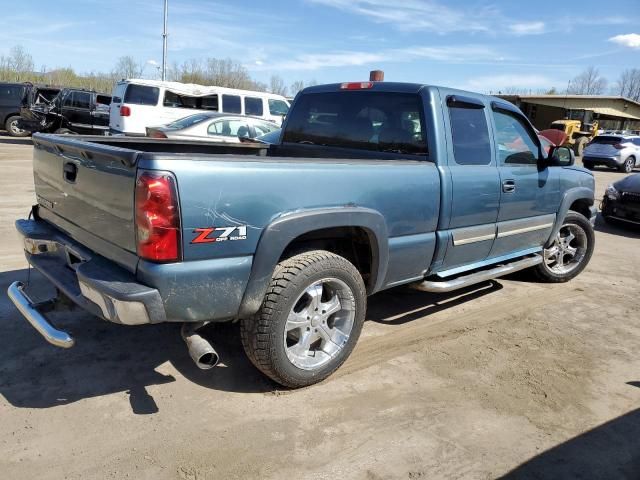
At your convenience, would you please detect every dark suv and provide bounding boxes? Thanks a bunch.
[1,82,30,137]
[20,88,111,135]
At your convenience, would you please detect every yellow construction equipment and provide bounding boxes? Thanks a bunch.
[547,119,599,156]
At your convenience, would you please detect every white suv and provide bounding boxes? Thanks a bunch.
[583,135,640,173]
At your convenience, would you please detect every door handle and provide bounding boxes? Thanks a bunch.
[63,162,78,183]
[502,179,516,193]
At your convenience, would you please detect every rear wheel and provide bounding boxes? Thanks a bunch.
[240,250,367,388]
[582,160,594,170]
[573,137,588,157]
[4,115,29,137]
[533,212,594,283]
[620,156,635,173]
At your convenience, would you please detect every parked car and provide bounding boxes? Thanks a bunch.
[601,173,640,227]
[110,79,290,136]
[146,112,280,142]
[19,88,111,135]
[582,135,640,173]
[0,82,30,137]
[8,81,596,388]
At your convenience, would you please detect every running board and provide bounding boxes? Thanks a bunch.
[411,254,543,293]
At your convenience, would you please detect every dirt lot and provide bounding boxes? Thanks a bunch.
[1,133,639,480]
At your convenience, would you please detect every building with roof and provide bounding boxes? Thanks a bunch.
[497,94,640,132]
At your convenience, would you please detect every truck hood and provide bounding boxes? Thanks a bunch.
[614,173,640,193]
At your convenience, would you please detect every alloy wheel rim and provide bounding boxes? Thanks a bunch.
[543,223,587,275]
[283,278,355,370]
[626,159,633,172]
[9,120,24,135]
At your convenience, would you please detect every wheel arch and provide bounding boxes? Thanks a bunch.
[546,187,594,247]
[238,207,389,318]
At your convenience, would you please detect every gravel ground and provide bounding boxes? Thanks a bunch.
[1,133,639,480]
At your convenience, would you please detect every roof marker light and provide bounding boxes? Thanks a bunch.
[340,82,373,90]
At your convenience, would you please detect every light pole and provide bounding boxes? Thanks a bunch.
[162,0,168,81]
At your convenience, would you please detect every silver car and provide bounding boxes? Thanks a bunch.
[582,135,640,173]
[146,112,280,143]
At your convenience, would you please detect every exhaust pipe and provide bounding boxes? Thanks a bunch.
[181,323,219,369]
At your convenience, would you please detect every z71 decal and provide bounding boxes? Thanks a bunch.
[191,226,248,244]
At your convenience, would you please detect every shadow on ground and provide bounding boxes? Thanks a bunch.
[0,267,505,413]
[501,401,640,479]
[0,132,33,145]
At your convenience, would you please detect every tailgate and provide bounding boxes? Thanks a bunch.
[31,133,140,269]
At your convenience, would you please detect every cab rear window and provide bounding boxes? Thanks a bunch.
[282,91,427,156]
[124,85,159,106]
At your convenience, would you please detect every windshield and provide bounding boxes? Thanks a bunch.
[166,113,214,129]
[282,91,427,156]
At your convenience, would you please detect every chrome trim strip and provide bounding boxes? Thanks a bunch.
[452,224,496,246]
[607,215,640,225]
[497,222,554,238]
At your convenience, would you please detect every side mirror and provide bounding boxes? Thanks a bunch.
[548,145,575,167]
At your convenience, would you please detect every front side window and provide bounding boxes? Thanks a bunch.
[124,85,159,106]
[493,110,539,165]
[208,119,250,137]
[222,95,241,114]
[245,97,264,116]
[448,105,491,165]
[282,91,427,156]
[268,99,289,116]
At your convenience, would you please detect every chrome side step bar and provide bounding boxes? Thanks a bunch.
[411,254,543,293]
[7,281,75,348]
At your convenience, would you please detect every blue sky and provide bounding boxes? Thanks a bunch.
[1,0,639,93]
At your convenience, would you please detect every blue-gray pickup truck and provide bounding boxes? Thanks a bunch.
[8,81,597,388]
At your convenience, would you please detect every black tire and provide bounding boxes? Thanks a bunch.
[4,115,29,137]
[532,211,594,283]
[620,156,635,173]
[240,250,367,388]
[573,137,588,157]
[54,128,72,135]
[582,160,594,170]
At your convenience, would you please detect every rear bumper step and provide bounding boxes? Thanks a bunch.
[412,254,542,293]
[7,281,75,348]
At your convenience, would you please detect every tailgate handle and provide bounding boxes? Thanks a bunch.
[63,162,78,183]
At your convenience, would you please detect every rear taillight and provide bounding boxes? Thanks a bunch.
[340,82,373,90]
[135,171,181,262]
[120,105,131,117]
[614,143,624,150]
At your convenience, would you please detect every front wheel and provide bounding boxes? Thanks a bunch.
[4,115,29,137]
[533,211,594,283]
[241,250,367,388]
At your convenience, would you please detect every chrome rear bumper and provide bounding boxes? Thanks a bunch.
[7,281,74,348]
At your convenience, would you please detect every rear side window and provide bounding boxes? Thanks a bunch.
[124,85,159,106]
[268,99,290,116]
[282,91,427,156]
[245,97,263,116]
[222,95,241,114]
[448,103,491,165]
[166,113,213,129]
[0,85,25,103]
[493,110,539,165]
[591,136,622,145]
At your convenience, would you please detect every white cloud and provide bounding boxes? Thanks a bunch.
[459,74,558,93]
[509,21,545,35]
[309,0,498,34]
[248,45,502,71]
[608,33,640,49]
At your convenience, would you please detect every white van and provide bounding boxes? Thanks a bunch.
[109,79,290,136]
